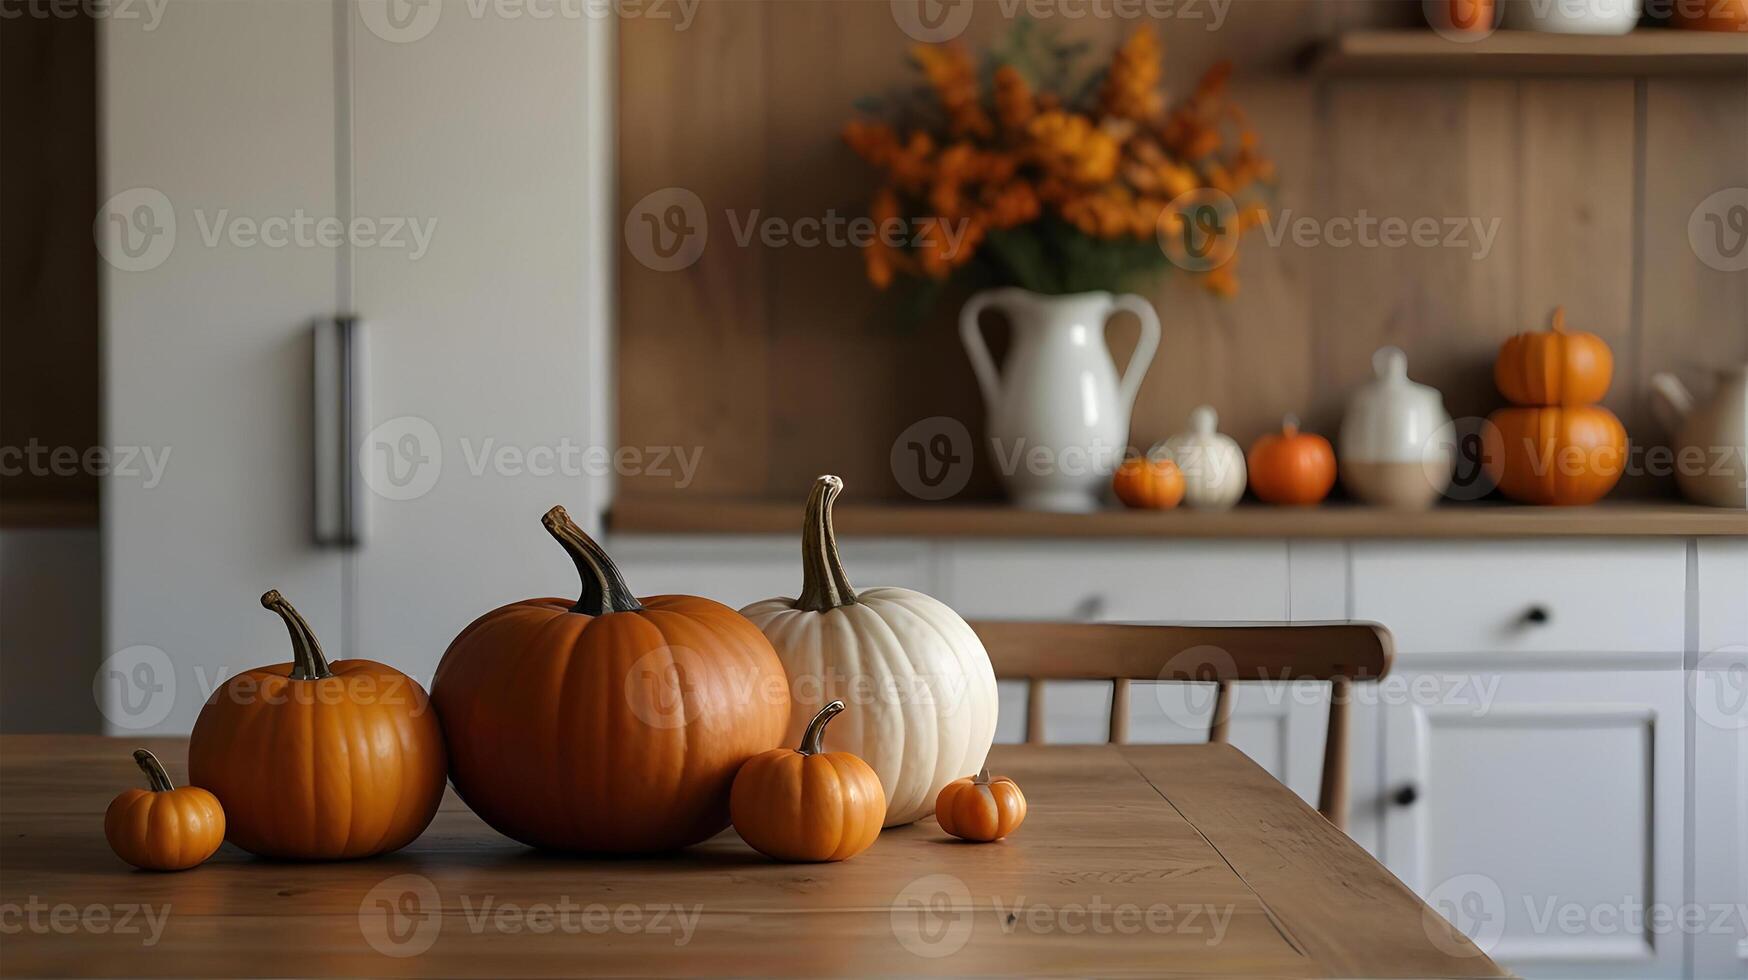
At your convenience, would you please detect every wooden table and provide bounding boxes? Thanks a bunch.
[1,737,1507,978]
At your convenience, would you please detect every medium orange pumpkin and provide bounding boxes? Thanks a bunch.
[1495,307,1614,407]
[730,700,885,862]
[1486,405,1627,505]
[935,766,1027,842]
[1247,415,1337,506]
[1112,455,1185,510]
[188,591,447,860]
[105,749,225,871]
[431,506,790,853]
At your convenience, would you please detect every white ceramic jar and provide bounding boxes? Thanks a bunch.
[1339,347,1455,510]
[1500,0,1640,34]
[1153,406,1247,510]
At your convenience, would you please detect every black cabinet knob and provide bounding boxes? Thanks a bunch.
[1392,784,1419,807]
[1523,605,1551,626]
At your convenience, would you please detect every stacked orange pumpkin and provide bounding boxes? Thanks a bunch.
[1486,308,1627,506]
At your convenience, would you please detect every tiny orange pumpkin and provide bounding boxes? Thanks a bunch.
[730,700,886,862]
[1247,415,1337,506]
[1112,455,1185,510]
[105,749,226,871]
[935,766,1027,842]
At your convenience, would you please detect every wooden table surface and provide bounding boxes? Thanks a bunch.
[0,736,1507,978]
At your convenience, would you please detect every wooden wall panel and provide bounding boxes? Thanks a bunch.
[616,4,1748,503]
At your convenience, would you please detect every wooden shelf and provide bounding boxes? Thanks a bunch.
[0,498,98,529]
[1304,29,1748,76]
[609,496,1747,540]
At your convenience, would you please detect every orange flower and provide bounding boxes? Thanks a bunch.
[913,44,992,139]
[863,187,910,289]
[1028,111,1119,186]
[1100,27,1164,123]
[994,66,1036,133]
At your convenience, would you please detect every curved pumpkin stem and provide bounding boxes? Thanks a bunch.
[798,700,846,755]
[133,748,175,792]
[1550,306,1567,334]
[797,475,858,612]
[261,590,334,681]
[973,765,992,786]
[542,505,644,615]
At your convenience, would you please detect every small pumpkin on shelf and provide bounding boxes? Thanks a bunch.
[1247,415,1337,506]
[1494,307,1614,407]
[1486,405,1627,506]
[730,701,886,863]
[105,749,225,871]
[935,766,1027,843]
[1112,454,1185,510]
[188,591,447,860]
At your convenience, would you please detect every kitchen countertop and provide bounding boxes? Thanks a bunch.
[2,737,1503,978]
[609,496,1748,539]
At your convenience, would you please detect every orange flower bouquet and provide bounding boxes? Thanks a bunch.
[845,24,1272,301]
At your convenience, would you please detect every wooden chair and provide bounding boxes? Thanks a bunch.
[970,620,1393,832]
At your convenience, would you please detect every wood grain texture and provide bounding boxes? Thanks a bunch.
[1308,28,1748,75]
[617,6,1748,505]
[608,495,1748,537]
[0,736,1504,978]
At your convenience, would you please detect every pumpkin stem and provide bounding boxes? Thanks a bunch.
[133,748,175,792]
[797,475,858,612]
[1550,306,1567,333]
[262,590,334,681]
[974,765,992,786]
[542,505,644,615]
[798,700,846,755]
[1281,413,1300,438]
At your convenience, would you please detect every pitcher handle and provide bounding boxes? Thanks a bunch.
[1111,294,1161,413]
[959,290,1006,410]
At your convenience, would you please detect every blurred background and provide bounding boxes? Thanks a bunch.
[2,1,1745,976]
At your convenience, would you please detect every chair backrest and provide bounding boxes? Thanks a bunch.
[970,620,1393,832]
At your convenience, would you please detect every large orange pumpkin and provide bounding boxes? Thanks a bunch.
[1247,415,1337,506]
[431,506,791,853]
[188,592,447,860]
[1495,307,1614,407]
[1486,405,1627,505]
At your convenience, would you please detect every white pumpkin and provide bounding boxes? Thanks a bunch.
[740,476,998,826]
[1154,405,1247,510]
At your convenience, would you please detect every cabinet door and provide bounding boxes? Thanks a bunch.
[101,1,344,733]
[1693,540,1748,980]
[1382,669,1686,978]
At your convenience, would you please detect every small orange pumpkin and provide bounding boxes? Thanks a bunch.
[105,749,225,871]
[1486,405,1627,506]
[1112,455,1185,510]
[730,700,885,862]
[1495,307,1614,407]
[936,766,1027,842]
[188,591,447,860]
[1247,415,1337,506]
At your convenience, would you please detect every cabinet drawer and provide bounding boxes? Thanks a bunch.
[1351,541,1685,655]
[943,541,1288,622]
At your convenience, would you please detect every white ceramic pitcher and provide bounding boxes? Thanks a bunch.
[960,288,1160,512]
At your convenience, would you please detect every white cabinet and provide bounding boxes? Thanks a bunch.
[1693,540,1748,980]
[1381,668,1688,978]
